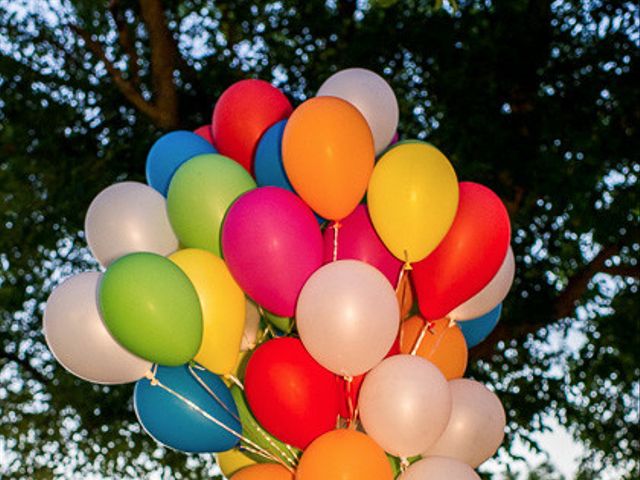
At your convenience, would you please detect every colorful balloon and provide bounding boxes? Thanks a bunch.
[459,304,502,348]
[254,120,292,190]
[241,299,261,351]
[43,272,151,384]
[221,187,323,317]
[216,449,256,478]
[193,124,215,145]
[231,464,293,480]
[368,142,459,263]
[85,182,179,267]
[99,252,202,366]
[244,338,339,449]
[412,182,510,319]
[398,457,480,480]
[282,96,375,220]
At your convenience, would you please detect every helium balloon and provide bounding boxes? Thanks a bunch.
[167,154,256,256]
[296,260,400,376]
[424,379,506,467]
[322,205,402,286]
[212,79,293,173]
[43,272,151,384]
[263,309,294,334]
[244,338,339,449]
[317,67,399,154]
[296,429,393,480]
[231,464,293,480]
[216,449,256,478]
[368,142,459,263]
[146,130,216,196]
[448,247,515,321]
[254,120,292,190]
[85,182,179,267]
[398,457,480,480]
[282,96,374,220]
[221,187,323,317]
[193,124,215,145]
[359,355,452,457]
[459,304,502,348]
[99,252,202,366]
[169,249,245,374]
[134,365,240,453]
[413,182,511,319]
[400,316,468,380]
[241,299,261,351]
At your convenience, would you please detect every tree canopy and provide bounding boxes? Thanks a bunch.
[0,0,638,478]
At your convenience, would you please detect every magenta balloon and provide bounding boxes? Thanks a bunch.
[322,205,402,286]
[222,187,323,317]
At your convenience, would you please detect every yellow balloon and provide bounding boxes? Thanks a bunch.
[169,249,245,374]
[368,141,459,263]
[216,449,256,478]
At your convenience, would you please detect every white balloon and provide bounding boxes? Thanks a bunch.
[85,181,179,267]
[317,68,399,154]
[424,379,506,467]
[398,456,480,480]
[449,246,515,321]
[359,355,452,457]
[43,272,152,384]
[241,299,261,351]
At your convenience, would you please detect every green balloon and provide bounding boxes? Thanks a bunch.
[99,252,203,366]
[263,310,294,334]
[167,154,256,256]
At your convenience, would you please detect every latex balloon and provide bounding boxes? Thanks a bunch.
[167,154,256,256]
[317,68,399,154]
[368,142,459,263]
[43,272,151,384]
[413,182,511,319]
[263,309,294,334]
[216,449,256,478]
[212,79,293,173]
[232,464,293,480]
[244,338,339,449]
[359,355,452,457]
[241,299,261,351]
[282,96,375,220]
[193,124,215,145]
[400,316,468,380]
[322,205,402,286]
[459,304,502,348]
[254,120,292,190]
[221,187,323,317]
[448,247,515,321]
[169,249,245,374]
[424,379,506,467]
[134,365,240,453]
[297,260,400,376]
[296,429,393,480]
[398,457,480,480]
[146,130,216,196]
[85,181,179,267]
[99,252,202,366]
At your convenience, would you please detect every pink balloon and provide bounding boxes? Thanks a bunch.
[322,205,402,286]
[221,187,323,317]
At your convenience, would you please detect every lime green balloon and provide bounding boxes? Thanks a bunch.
[99,252,202,366]
[263,310,294,333]
[167,154,256,256]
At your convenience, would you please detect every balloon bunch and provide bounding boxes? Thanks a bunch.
[43,68,516,480]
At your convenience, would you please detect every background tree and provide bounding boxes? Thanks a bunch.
[1,0,638,478]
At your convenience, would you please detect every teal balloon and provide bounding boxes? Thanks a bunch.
[99,252,203,366]
[135,365,240,453]
[459,304,502,348]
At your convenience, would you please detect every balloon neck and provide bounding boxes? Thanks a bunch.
[402,250,412,271]
[447,317,457,328]
[399,456,410,472]
[332,221,341,262]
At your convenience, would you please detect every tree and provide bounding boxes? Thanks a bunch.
[1,0,638,478]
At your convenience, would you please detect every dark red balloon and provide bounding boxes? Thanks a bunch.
[193,124,215,146]
[244,338,339,449]
[412,182,511,320]
[212,80,292,174]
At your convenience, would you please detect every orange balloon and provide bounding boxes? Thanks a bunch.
[396,272,414,320]
[400,315,468,379]
[232,463,294,480]
[296,429,393,480]
[282,97,375,221]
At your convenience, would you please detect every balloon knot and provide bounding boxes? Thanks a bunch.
[332,220,342,230]
[144,370,154,380]
[150,378,159,386]
[400,457,410,471]
[403,261,413,271]
[447,317,457,328]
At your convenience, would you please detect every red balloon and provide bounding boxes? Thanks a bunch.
[193,124,215,146]
[244,338,339,449]
[212,80,293,173]
[412,182,511,320]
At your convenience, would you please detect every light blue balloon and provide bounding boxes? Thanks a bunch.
[146,131,217,196]
[458,304,502,348]
[254,120,291,191]
[134,365,240,453]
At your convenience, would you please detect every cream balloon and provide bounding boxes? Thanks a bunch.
[424,379,506,467]
[43,272,152,384]
[85,181,179,266]
[359,355,452,457]
[317,68,399,154]
[296,260,399,377]
[448,247,515,321]
[241,299,261,351]
[398,456,480,480]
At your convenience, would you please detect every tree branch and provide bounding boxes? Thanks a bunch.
[108,0,140,84]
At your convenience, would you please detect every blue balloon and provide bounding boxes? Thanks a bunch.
[146,131,217,196]
[459,304,502,348]
[134,365,240,453]
[254,120,291,191]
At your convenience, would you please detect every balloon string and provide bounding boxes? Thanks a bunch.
[246,410,299,468]
[344,375,356,429]
[332,221,341,262]
[187,364,242,423]
[224,373,245,391]
[410,319,433,355]
[400,456,410,472]
[448,317,457,328]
